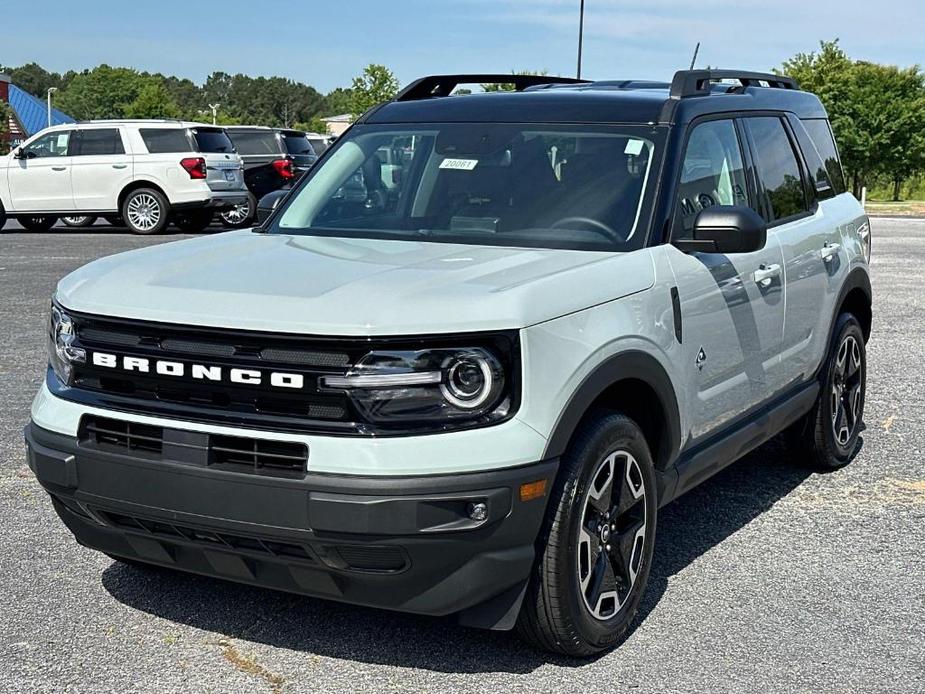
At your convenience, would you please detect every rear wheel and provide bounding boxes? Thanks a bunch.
[61,215,98,228]
[173,209,214,233]
[219,193,257,228]
[122,188,169,235]
[19,216,59,232]
[518,412,657,656]
[788,313,866,469]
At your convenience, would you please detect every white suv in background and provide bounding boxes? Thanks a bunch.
[0,120,247,234]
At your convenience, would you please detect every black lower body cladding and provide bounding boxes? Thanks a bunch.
[24,422,557,629]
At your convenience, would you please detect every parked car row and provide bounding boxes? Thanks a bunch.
[0,119,331,234]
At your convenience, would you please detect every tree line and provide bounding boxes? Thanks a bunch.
[0,62,399,136]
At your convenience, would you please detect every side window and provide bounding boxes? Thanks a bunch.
[674,119,749,238]
[21,130,72,158]
[802,119,847,194]
[745,117,808,223]
[140,128,192,154]
[73,129,125,156]
[789,118,833,201]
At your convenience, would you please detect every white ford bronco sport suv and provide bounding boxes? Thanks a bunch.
[26,71,872,656]
[0,120,247,234]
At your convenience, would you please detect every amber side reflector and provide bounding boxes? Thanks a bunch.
[520,479,548,502]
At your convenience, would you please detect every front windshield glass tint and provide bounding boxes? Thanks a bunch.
[273,123,661,251]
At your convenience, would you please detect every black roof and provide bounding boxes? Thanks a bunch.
[365,70,828,127]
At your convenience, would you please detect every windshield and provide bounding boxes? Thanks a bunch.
[271,123,663,251]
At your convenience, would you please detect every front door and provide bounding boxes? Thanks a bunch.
[7,129,75,211]
[667,118,786,442]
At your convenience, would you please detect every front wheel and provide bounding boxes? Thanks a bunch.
[517,412,657,656]
[61,215,98,228]
[788,313,867,469]
[219,193,257,228]
[122,188,169,235]
[19,216,59,232]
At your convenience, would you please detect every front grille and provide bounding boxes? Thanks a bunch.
[79,416,308,478]
[63,312,366,432]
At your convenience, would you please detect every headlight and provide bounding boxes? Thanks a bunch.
[48,304,85,385]
[322,347,509,426]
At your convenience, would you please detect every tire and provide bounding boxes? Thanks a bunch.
[788,313,867,469]
[61,215,98,228]
[517,412,658,656]
[18,216,59,232]
[121,188,169,235]
[218,193,257,229]
[0,204,6,231]
[173,209,214,233]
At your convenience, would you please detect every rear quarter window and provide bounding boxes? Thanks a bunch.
[192,129,235,154]
[140,128,193,154]
[801,119,847,195]
[228,131,281,155]
[283,134,316,156]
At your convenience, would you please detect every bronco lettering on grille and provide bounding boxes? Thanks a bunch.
[90,351,305,389]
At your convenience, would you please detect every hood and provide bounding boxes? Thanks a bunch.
[56,231,655,335]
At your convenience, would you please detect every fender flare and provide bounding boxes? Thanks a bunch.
[542,350,682,469]
[827,266,872,343]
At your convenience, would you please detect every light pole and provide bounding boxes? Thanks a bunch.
[208,103,220,125]
[46,87,58,128]
[577,0,585,79]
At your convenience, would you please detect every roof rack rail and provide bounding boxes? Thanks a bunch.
[394,74,590,101]
[669,70,799,99]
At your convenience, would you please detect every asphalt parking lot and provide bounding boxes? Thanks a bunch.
[1,217,923,693]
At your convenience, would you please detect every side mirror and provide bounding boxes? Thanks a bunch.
[255,189,288,225]
[12,147,24,160]
[674,205,767,254]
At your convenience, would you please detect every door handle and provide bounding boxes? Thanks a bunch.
[753,263,781,287]
[51,166,67,171]
[821,242,841,262]
[112,164,128,169]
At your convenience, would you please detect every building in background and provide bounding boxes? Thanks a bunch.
[0,73,74,150]
[321,114,354,137]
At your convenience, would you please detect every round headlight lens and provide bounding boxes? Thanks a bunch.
[441,354,494,409]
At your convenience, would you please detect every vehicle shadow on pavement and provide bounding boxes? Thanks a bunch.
[101,434,823,673]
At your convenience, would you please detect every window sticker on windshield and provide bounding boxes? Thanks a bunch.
[439,158,479,171]
[624,139,644,156]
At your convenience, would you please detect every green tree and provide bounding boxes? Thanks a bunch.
[0,102,12,155]
[123,82,181,119]
[481,70,548,92]
[780,41,925,198]
[350,64,399,114]
[0,62,69,97]
[322,87,354,116]
[55,65,153,119]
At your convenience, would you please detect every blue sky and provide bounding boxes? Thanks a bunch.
[2,0,922,93]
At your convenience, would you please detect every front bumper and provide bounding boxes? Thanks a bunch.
[25,421,556,629]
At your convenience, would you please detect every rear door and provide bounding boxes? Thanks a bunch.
[190,127,245,192]
[742,115,833,385]
[666,117,787,441]
[7,129,76,211]
[69,127,133,211]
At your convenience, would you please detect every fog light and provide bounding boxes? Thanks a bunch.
[467,502,488,521]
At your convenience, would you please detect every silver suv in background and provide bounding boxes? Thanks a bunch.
[0,120,247,234]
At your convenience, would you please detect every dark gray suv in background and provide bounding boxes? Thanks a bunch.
[220,126,320,227]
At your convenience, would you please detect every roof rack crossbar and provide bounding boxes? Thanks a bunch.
[394,74,590,101]
[669,70,799,99]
